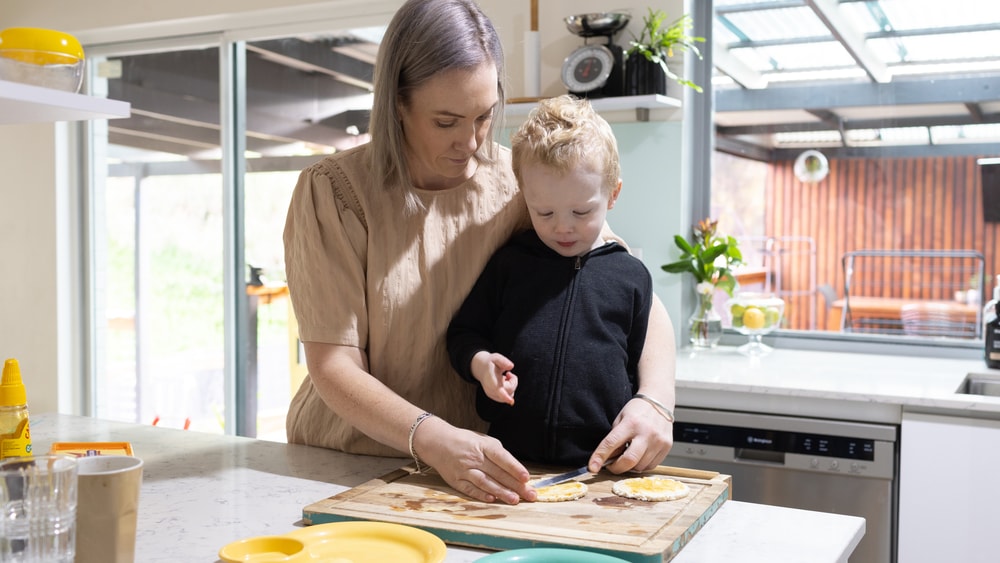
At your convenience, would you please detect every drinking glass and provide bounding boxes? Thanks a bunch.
[0,454,78,562]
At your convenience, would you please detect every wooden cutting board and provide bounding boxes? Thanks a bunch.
[303,464,730,562]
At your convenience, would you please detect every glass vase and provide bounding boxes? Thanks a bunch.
[689,291,722,348]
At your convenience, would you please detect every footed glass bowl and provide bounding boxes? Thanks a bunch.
[726,293,785,357]
[0,27,85,92]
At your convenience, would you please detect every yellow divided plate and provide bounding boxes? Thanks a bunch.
[218,521,447,563]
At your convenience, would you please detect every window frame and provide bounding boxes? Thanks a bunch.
[698,0,986,359]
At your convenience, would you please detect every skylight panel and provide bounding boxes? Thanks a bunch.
[713,21,743,44]
[890,60,1000,76]
[723,6,831,41]
[755,41,858,71]
[877,0,1000,30]
[842,127,929,147]
[763,67,867,83]
[878,127,930,144]
[889,31,1000,63]
[774,130,843,146]
[837,2,885,34]
[845,129,880,143]
[932,124,1000,144]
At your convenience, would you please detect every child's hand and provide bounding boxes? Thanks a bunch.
[471,351,518,405]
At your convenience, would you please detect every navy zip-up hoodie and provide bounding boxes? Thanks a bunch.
[447,230,653,466]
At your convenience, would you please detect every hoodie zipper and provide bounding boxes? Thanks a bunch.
[546,254,583,453]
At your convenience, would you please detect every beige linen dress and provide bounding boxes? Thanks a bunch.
[283,143,529,457]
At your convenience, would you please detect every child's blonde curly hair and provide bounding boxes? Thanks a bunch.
[510,95,621,195]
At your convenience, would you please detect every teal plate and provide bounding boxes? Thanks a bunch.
[477,548,631,562]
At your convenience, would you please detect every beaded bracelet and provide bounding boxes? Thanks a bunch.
[407,412,435,473]
[634,393,675,423]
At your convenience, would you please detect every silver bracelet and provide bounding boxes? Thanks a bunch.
[407,412,435,473]
[634,393,675,423]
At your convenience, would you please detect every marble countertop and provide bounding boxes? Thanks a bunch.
[674,346,1000,422]
[29,413,864,563]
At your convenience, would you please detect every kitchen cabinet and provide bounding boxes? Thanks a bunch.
[898,411,1000,563]
[0,79,130,124]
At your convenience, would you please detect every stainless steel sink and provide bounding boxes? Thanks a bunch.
[956,373,1000,397]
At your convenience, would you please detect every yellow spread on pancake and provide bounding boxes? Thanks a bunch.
[530,480,588,502]
[611,476,690,501]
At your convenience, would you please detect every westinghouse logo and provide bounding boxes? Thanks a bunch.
[746,435,772,446]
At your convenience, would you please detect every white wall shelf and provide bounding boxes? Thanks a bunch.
[506,94,681,122]
[0,79,130,124]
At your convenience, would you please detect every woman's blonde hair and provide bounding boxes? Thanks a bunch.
[510,95,620,195]
[367,0,505,208]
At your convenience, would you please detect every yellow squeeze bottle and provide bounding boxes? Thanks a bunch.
[0,358,32,459]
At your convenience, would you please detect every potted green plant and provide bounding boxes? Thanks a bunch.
[625,8,705,95]
[662,219,742,347]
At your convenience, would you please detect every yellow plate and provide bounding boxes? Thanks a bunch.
[218,521,447,563]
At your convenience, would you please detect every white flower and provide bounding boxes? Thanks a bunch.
[696,282,714,295]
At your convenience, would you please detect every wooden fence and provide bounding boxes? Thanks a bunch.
[761,155,1000,333]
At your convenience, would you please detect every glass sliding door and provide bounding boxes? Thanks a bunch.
[83,23,383,439]
[242,29,378,440]
[88,41,231,433]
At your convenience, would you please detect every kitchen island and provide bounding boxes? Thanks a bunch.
[29,413,863,562]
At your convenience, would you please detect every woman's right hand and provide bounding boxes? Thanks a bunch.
[302,342,533,504]
[413,415,536,504]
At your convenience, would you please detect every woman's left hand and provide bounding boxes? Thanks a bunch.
[587,397,673,474]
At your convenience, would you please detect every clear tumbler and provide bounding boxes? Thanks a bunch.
[0,454,78,562]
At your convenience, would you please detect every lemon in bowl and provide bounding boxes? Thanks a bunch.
[0,27,85,92]
[726,293,785,356]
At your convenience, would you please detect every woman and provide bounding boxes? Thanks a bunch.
[283,0,676,505]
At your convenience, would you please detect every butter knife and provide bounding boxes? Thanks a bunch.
[530,465,591,488]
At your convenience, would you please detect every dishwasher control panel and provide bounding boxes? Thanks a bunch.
[669,407,897,479]
[675,421,876,461]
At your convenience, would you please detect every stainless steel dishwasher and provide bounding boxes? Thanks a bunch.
[665,407,898,563]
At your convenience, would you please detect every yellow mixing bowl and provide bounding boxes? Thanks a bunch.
[0,27,84,64]
[0,27,85,91]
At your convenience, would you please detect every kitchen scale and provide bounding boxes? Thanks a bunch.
[561,12,630,99]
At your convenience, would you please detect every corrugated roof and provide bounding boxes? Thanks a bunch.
[712,0,1000,156]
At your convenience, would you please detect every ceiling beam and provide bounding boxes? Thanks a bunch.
[806,108,846,143]
[108,155,327,178]
[867,22,1000,40]
[804,0,890,83]
[248,38,374,90]
[716,109,1000,136]
[806,109,840,126]
[715,135,775,161]
[244,52,373,124]
[109,115,319,157]
[714,1,807,15]
[713,39,768,89]
[108,130,216,158]
[966,103,984,123]
[716,75,1000,112]
[771,142,1000,161]
[109,72,366,152]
